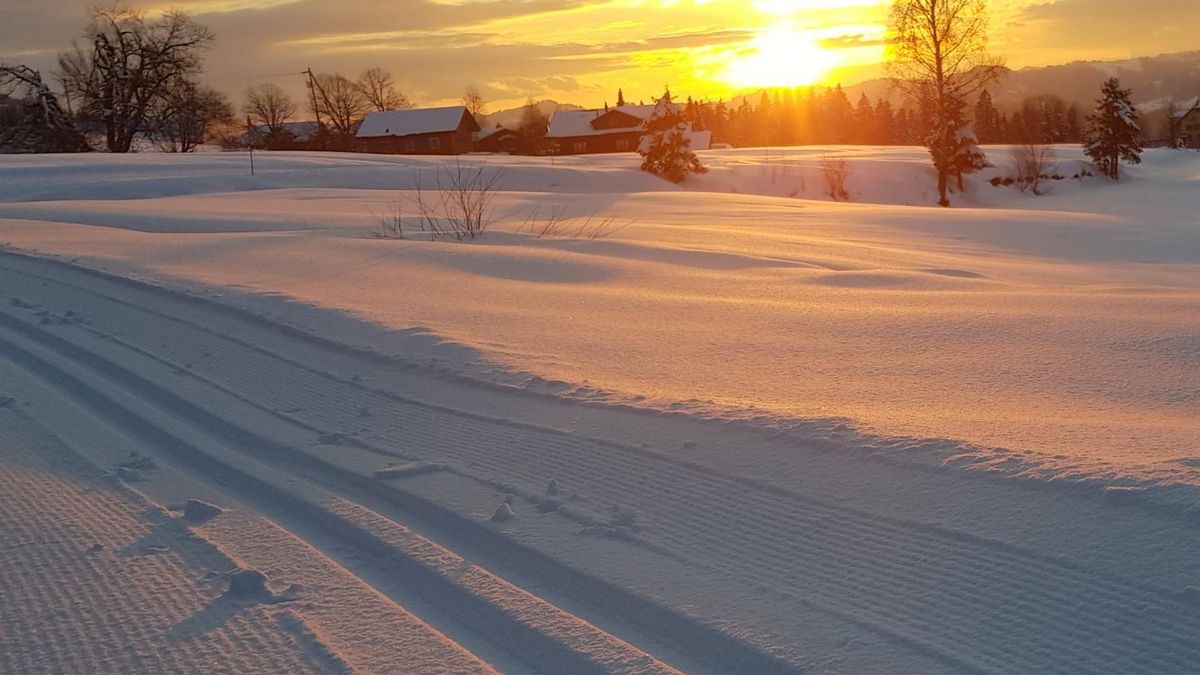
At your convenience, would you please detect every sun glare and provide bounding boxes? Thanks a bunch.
[721,29,836,88]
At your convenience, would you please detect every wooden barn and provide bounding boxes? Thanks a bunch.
[546,105,711,155]
[1171,100,1200,149]
[474,125,521,153]
[357,106,480,155]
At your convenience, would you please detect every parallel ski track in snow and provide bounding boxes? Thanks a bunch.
[0,411,333,675]
[0,307,678,675]
[3,251,1200,673]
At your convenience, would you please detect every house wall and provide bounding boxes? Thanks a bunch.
[1177,110,1200,148]
[475,131,519,154]
[549,131,641,155]
[360,127,476,155]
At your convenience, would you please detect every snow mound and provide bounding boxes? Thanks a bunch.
[182,499,224,522]
[226,568,271,598]
[490,502,516,522]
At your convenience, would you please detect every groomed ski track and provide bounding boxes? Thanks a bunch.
[2,249,1199,674]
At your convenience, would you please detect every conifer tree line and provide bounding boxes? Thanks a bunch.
[675,86,1090,149]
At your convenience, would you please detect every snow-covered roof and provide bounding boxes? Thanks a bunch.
[357,106,475,138]
[474,125,511,141]
[1170,98,1200,119]
[547,104,658,138]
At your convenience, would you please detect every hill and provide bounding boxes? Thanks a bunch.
[480,99,582,130]
[839,50,1200,112]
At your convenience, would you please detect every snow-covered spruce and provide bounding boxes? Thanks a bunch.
[927,98,989,205]
[638,90,706,183]
[1084,77,1143,180]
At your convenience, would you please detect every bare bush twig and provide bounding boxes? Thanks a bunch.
[1010,143,1056,195]
[410,161,503,241]
[370,198,405,239]
[819,154,851,201]
[518,205,633,240]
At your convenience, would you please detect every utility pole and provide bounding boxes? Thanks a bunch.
[246,115,255,176]
[304,68,324,128]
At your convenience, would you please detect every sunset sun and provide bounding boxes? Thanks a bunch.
[722,29,837,88]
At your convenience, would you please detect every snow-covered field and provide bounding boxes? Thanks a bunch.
[0,147,1198,673]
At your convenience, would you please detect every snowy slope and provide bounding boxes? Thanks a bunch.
[0,148,1195,478]
[0,147,1198,672]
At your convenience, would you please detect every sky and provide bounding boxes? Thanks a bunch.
[3,0,1198,111]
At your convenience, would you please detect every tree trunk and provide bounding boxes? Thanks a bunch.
[937,169,950,207]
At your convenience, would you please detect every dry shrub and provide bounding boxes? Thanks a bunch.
[411,161,503,240]
[519,205,632,240]
[1011,143,1056,195]
[370,198,405,239]
[819,154,851,201]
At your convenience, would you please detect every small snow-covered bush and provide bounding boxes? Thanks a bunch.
[638,90,706,183]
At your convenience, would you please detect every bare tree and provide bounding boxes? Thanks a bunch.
[57,5,214,152]
[243,83,295,133]
[309,73,366,137]
[1010,142,1055,195]
[462,85,486,123]
[0,64,90,152]
[517,98,549,137]
[153,80,233,152]
[357,68,411,111]
[888,0,1004,206]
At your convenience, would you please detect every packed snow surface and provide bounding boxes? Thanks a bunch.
[1,147,1195,482]
[1,146,1199,673]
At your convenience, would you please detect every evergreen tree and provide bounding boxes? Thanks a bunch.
[928,97,989,196]
[638,89,706,182]
[1083,77,1143,180]
[875,99,897,144]
[952,127,990,189]
[616,88,626,107]
[973,90,1001,143]
[854,93,876,144]
[1065,105,1082,143]
[824,85,854,143]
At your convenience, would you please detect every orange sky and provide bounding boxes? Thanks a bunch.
[3,1,1198,110]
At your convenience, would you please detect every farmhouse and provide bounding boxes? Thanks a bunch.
[474,125,521,154]
[357,106,480,155]
[1171,100,1200,149]
[546,105,711,155]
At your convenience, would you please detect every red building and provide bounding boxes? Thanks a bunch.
[356,106,480,155]
[546,105,711,155]
[1171,100,1200,149]
[546,105,651,155]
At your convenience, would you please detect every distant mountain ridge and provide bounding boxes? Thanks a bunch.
[839,50,1200,112]
[481,52,1200,135]
[481,100,582,130]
